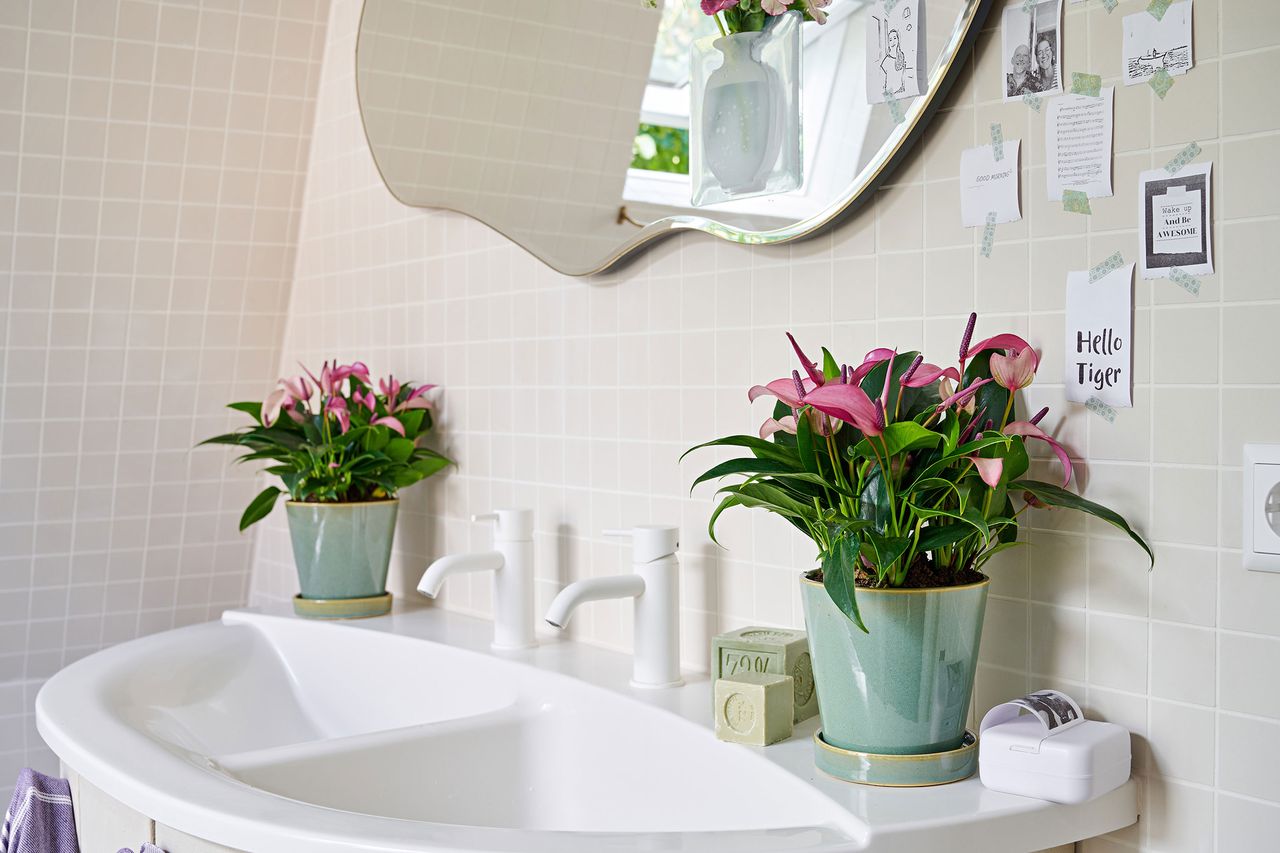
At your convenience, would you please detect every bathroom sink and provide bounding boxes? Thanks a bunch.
[39,609,862,851]
[38,606,1137,852]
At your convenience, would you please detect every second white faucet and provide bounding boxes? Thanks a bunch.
[545,525,683,689]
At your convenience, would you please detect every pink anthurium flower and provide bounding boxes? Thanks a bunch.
[354,388,376,414]
[748,376,818,408]
[331,361,371,388]
[379,375,401,402]
[394,383,437,412]
[761,0,788,14]
[902,363,961,389]
[281,375,312,405]
[261,387,289,427]
[372,415,406,437]
[325,396,350,434]
[937,377,993,412]
[989,346,1038,391]
[966,333,1041,370]
[968,455,1004,488]
[1004,420,1072,486]
[803,383,884,437]
[786,333,825,387]
[701,0,739,15]
[759,415,798,439]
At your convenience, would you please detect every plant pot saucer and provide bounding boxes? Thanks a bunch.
[293,592,392,620]
[813,729,978,787]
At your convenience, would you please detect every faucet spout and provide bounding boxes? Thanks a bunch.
[545,574,645,629]
[418,551,505,598]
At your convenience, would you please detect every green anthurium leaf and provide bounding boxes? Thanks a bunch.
[795,410,821,476]
[239,486,282,531]
[859,467,893,532]
[858,530,910,578]
[907,501,992,544]
[974,540,1024,570]
[821,347,841,382]
[718,482,816,521]
[196,433,244,447]
[707,494,742,546]
[227,401,264,423]
[364,426,389,453]
[942,411,961,453]
[903,477,963,499]
[385,437,415,463]
[822,534,867,633]
[398,408,426,437]
[681,435,797,466]
[1013,479,1154,566]
[916,523,979,553]
[999,436,1030,484]
[410,456,452,478]
[853,420,942,459]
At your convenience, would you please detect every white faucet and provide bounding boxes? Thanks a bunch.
[545,525,683,689]
[418,509,537,651]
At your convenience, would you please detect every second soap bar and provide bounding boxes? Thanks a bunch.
[712,626,817,723]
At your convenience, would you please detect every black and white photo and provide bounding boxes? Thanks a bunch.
[1001,0,1063,101]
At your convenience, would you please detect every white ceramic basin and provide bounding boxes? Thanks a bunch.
[38,606,1138,852]
[39,610,860,851]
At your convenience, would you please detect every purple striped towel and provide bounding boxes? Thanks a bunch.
[1,768,79,853]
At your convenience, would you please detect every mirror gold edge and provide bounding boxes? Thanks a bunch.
[355,0,993,277]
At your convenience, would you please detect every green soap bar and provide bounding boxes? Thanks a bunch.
[711,626,817,723]
[714,672,795,746]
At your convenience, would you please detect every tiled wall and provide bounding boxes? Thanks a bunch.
[267,0,1277,850]
[0,0,327,792]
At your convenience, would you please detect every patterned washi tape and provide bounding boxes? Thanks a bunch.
[1149,68,1175,99]
[981,211,997,258]
[883,89,906,125]
[991,123,1004,161]
[1071,72,1103,97]
[1022,0,1035,12]
[1147,0,1172,20]
[1089,251,1124,283]
[1102,0,1118,12]
[1164,141,1201,174]
[1168,267,1201,295]
[884,0,900,14]
[1064,189,1092,215]
[1022,92,1043,112]
[1086,397,1118,423]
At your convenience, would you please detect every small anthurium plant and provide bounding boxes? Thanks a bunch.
[200,362,452,531]
[684,314,1152,632]
[701,0,832,35]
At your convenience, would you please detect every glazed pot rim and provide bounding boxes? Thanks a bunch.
[800,568,989,594]
[285,498,400,507]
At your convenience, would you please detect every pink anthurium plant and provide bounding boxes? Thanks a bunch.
[684,315,1152,632]
[200,362,452,531]
[701,0,831,34]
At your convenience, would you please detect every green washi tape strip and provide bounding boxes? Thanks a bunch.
[1022,92,1042,112]
[990,123,1004,161]
[1086,396,1118,423]
[884,0,900,14]
[1089,251,1124,283]
[883,89,905,124]
[981,211,997,258]
[1103,0,1118,12]
[1022,0,1035,12]
[1149,68,1175,99]
[1147,0,1172,20]
[1071,72,1103,97]
[1164,141,1201,174]
[1064,189,1092,215]
[1168,267,1201,295]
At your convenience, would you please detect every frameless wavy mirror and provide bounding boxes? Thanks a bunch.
[355,0,988,275]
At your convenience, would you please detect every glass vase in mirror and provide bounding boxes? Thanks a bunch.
[690,11,802,207]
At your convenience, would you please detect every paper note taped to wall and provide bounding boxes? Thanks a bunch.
[1046,88,1114,202]
[1065,262,1134,408]
[960,140,1021,227]
[1139,161,1213,279]
[1123,0,1193,85]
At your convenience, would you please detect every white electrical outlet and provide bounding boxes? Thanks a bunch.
[1243,444,1280,573]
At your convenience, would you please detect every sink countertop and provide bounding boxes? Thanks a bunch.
[36,600,1138,853]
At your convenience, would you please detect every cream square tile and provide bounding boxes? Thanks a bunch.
[1150,544,1217,627]
[1223,135,1280,219]
[1217,793,1280,853]
[1219,632,1280,720]
[1029,604,1086,681]
[1087,612,1147,692]
[1153,60,1219,146]
[1220,713,1280,801]
[1150,466,1217,547]
[1152,387,1218,465]
[1150,622,1216,705]
[1144,777,1214,853]
[1148,700,1215,784]
[1152,306,1219,385]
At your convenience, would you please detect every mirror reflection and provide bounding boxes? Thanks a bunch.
[355,0,983,274]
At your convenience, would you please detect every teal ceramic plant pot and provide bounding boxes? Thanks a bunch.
[285,500,399,602]
[799,569,988,756]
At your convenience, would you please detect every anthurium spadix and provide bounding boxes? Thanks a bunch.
[684,317,1153,632]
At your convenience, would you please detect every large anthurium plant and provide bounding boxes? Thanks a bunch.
[685,314,1152,632]
[200,361,453,531]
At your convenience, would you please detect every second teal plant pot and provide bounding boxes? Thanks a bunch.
[799,569,988,756]
[285,500,399,602]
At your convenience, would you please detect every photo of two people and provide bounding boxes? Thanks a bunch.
[1002,0,1063,100]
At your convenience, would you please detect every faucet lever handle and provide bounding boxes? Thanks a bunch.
[602,528,633,540]
[473,509,534,542]
[603,525,679,564]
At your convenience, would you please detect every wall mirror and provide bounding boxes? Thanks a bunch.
[355,0,989,275]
